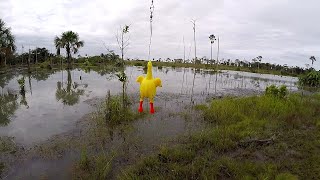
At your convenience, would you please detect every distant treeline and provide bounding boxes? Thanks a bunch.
[1,44,316,77]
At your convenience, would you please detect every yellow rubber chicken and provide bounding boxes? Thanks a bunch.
[136,61,162,113]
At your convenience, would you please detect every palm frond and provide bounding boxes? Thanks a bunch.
[55,31,84,57]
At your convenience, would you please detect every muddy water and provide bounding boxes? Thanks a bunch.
[0,66,298,179]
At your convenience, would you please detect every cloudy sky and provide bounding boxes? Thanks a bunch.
[1,0,320,68]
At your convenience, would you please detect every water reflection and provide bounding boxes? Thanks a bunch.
[0,72,15,89]
[55,70,86,106]
[19,90,29,108]
[0,66,298,146]
[0,92,18,126]
[32,70,54,81]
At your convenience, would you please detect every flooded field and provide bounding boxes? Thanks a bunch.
[0,66,298,179]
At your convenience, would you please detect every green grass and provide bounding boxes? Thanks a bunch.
[95,93,146,128]
[120,93,320,179]
[193,104,207,111]
[73,148,115,180]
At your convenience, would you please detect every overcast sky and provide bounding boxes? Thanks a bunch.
[1,0,320,69]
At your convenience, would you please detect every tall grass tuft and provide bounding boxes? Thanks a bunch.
[74,148,115,180]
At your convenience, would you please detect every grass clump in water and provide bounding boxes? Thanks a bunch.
[73,148,115,180]
[102,91,145,127]
[120,92,320,179]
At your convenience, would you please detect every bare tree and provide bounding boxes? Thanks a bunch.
[190,19,197,102]
[183,36,185,63]
[116,25,130,64]
[191,19,197,64]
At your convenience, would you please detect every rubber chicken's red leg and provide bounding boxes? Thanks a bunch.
[150,98,154,114]
[138,100,143,112]
[150,102,154,114]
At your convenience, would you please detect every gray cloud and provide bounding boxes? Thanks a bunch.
[1,0,320,69]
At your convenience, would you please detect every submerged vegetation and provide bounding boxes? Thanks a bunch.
[121,90,320,179]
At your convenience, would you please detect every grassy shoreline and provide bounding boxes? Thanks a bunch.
[120,93,320,179]
[1,60,299,77]
[126,60,299,77]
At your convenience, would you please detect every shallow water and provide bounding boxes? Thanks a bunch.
[0,66,298,147]
[0,66,299,179]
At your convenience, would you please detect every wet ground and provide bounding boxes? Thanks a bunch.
[0,66,298,179]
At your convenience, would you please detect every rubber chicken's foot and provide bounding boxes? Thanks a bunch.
[150,102,154,114]
[138,101,143,112]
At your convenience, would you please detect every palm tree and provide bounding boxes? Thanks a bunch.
[54,31,84,68]
[310,56,316,67]
[0,19,16,66]
[209,34,216,65]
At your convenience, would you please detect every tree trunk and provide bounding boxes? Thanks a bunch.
[36,48,38,64]
[66,45,71,69]
[121,31,124,65]
[193,24,196,64]
[28,49,31,73]
[122,82,125,109]
[210,43,212,66]
[183,36,185,63]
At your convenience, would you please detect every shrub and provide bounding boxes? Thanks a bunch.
[39,61,52,69]
[83,60,93,67]
[299,70,320,87]
[265,85,288,98]
[134,62,143,66]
